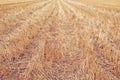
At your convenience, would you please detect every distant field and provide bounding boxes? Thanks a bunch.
[79,0,120,7]
[0,0,33,4]
[0,0,120,6]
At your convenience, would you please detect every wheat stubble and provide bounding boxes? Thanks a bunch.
[0,0,120,80]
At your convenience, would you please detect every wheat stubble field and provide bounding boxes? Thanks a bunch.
[0,0,120,80]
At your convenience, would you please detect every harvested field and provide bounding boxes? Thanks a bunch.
[0,0,120,80]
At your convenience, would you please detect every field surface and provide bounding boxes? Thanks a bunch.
[0,0,120,80]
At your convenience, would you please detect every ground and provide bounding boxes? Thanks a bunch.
[0,0,120,80]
